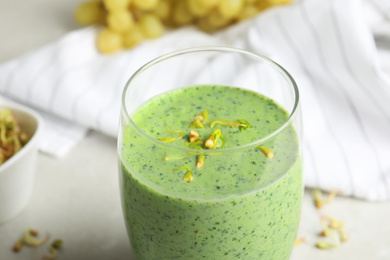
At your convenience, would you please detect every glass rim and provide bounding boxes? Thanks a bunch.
[121,46,300,154]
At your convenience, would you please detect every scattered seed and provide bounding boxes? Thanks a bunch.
[257,146,274,159]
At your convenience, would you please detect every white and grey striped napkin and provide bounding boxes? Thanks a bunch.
[0,0,389,201]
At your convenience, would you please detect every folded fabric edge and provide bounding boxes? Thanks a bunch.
[37,110,89,158]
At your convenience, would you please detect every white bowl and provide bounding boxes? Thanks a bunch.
[0,102,42,224]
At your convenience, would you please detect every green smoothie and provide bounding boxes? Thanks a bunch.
[119,85,302,259]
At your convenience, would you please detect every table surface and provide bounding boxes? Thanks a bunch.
[1,1,390,259]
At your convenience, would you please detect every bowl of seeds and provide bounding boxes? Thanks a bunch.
[0,102,42,224]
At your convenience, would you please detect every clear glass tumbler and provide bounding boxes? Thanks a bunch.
[118,47,303,260]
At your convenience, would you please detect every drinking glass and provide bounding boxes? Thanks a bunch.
[118,47,303,260]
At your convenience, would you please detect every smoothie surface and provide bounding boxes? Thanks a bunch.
[121,85,299,200]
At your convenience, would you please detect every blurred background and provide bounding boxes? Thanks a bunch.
[1,0,390,259]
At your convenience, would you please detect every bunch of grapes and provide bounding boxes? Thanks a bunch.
[75,0,293,54]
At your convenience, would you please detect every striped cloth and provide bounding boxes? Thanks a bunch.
[0,0,389,200]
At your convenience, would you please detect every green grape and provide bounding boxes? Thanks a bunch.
[238,4,258,21]
[197,7,231,33]
[197,0,220,8]
[123,25,144,49]
[207,8,230,28]
[107,10,134,33]
[196,17,215,33]
[267,0,293,5]
[132,0,159,10]
[97,28,123,54]
[97,9,108,25]
[217,0,244,19]
[74,2,103,25]
[172,0,194,26]
[138,14,164,38]
[76,0,289,54]
[103,0,130,11]
[186,0,213,17]
[257,0,271,11]
[154,0,172,21]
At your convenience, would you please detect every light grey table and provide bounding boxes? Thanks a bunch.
[1,1,390,259]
